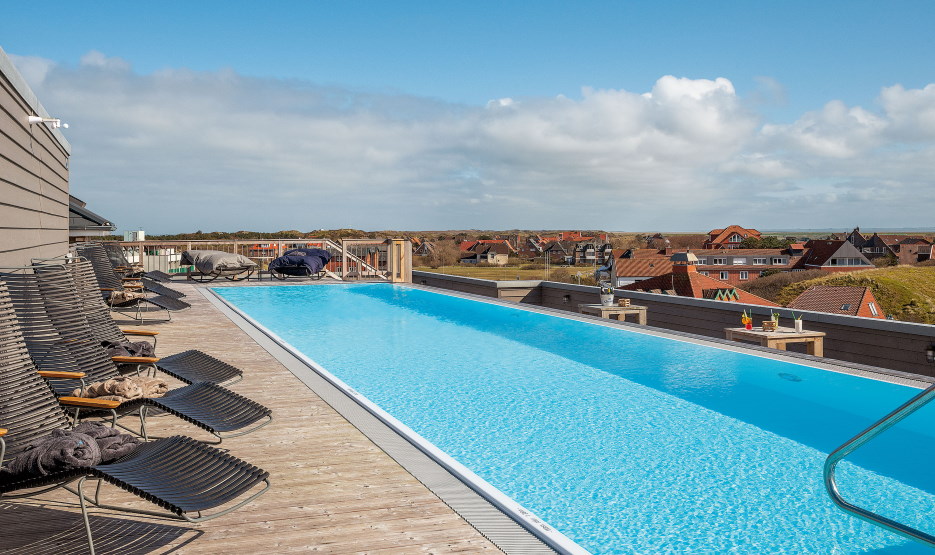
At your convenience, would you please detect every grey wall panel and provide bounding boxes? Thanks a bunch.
[0,53,70,267]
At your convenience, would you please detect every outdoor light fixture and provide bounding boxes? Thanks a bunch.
[27,115,68,129]
[927,344,935,364]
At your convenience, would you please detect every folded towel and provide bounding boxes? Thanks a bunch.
[71,376,168,402]
[6,429,101,476]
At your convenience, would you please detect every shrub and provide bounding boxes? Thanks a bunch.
[738,269,827,302]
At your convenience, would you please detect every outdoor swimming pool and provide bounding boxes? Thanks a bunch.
[214,283,935,554]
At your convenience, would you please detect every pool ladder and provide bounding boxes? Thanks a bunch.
[824,382,935,547]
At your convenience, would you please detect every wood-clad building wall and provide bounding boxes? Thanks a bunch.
[0,47,71,266]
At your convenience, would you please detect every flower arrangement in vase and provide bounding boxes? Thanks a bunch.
[599,281,615,306]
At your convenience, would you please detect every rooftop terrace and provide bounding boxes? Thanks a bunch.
[2,279,513,554]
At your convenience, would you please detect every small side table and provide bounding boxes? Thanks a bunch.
[578,303,648,325]
[724,326,825,357]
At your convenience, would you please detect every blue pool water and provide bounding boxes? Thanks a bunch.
[215,283,935,554]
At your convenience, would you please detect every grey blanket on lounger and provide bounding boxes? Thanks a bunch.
[180,250,258,274]
[73,422,141,463]
[5,429,100,476]
[4,423,140,476]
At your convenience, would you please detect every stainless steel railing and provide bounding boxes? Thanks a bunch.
[824,382,935,547]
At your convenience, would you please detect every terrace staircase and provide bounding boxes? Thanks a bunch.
[824,382,935,547]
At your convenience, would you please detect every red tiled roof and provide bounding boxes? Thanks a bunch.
[788,285,883,318]
[706,225,761,245]
[621,267,779,306]
[614,257,672,278]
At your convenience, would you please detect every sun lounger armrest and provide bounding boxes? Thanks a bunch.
[120,328,159,336]
[58,397,122,410]
[121,277,141,281]
[101,288,115,292]
[124,284,144,289]
[38,371,87,379]
[0,428,7,437]
[111,356,159,363]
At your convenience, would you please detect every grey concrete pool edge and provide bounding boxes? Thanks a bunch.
[199,285,563,555]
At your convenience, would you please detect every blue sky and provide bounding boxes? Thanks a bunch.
[3,2,935,232]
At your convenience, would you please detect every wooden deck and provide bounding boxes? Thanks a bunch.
[2,280,502,554]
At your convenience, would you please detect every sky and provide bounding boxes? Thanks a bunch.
[3,1,935,233]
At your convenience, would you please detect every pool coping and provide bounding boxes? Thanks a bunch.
[202,280,933,555]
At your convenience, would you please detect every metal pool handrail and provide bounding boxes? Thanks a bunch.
[824,382,935,547]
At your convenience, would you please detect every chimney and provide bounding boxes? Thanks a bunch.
[670,251,698,274]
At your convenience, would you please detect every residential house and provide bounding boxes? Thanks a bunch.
[788,286,885,319]
[611,249,672,286]
[703,225,761,249]
[895,238,933,265]
[620,252,779,306]
[798,240,874,272]
[541,241,572,264]
[460,242,512,265]
[693,248,806,285]
[412,239,436,257]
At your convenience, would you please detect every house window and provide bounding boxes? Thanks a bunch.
[841,304,852,311]
[753,258,766,265]
[719,271,729,280]
[699,271,708,276]
[733,258,746,265]
[729,234,743,242]
[713,257,726,265]
[739,271,749,280]
[771,257,787,265]
[695,257,706,265]
[868,302,878,316]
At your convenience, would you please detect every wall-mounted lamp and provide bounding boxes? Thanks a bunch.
[28,115,69,129]
[562,294,571,304]
[927,344,935,364]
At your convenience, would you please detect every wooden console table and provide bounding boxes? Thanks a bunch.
[724,326,825,357]
[579,303,648,325]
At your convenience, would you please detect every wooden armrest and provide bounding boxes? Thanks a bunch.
[111,356,159,363]
[38,370,86,379]
[0,428,7,437]
[124,284,144,289]
[120,328,159,336]
[122,277,142,281]
[101,288,115,292]
[58,397,122,409]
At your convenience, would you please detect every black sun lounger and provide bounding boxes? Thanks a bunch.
[1,268,271,443]
[101,241,174,283]
[57,259,244,386]
[75,243,190,322]
[0,283,269,554]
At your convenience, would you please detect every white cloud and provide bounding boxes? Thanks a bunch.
[12,51,935,232]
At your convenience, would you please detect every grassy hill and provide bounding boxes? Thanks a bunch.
[772,267,935,323]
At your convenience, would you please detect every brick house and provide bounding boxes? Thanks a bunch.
[703,225,761,249]
[620,252,778,306]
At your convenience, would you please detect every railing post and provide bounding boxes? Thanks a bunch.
[341,239,347,279]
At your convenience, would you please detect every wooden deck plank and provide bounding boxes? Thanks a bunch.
[2,281,503,554]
